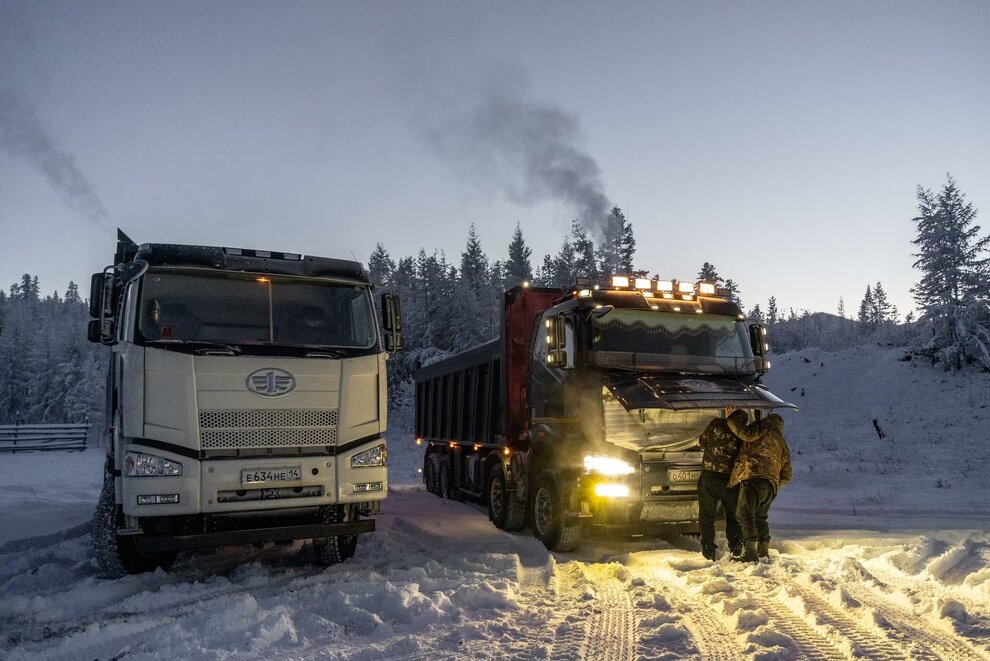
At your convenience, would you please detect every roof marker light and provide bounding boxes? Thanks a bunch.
[662,293,675,299]
[578,289,592,298]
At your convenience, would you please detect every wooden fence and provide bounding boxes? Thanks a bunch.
[0,424,90,452]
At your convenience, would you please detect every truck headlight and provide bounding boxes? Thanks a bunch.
[124,452,182,477]
[583,454,635,476]
[351,444,387,468]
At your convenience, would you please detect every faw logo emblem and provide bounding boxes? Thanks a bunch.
[246,368,296,397]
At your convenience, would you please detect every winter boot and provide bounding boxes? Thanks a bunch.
[732,540,759,563]
[757,539,771,560]
[701,545,718,561]
[729,544,743,560]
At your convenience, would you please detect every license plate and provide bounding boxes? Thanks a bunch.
[241,466,302,484]
[668,469,701,483]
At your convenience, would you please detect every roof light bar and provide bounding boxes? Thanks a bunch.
[677,281,693,294]
[656,280,674,293]
[634,278,651,290]
[697,281,716,295]
[611,275,630,289]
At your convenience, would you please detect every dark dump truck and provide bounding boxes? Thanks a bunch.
[415,276,795,551]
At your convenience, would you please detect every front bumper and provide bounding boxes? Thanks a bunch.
[120,437,388,517]
[131,518,374,552]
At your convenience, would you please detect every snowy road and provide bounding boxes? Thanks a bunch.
[3,346,990,659]
[2,484,989,661]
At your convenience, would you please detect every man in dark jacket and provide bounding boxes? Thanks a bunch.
[697,408,748,560]
[726,412,792,562]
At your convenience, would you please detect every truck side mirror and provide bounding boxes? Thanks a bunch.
[381,293,403,352]
[87,319,102,343]
[89,272,104,319]
[547,313,570,368]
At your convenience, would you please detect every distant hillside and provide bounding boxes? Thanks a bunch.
[764,345,990,527]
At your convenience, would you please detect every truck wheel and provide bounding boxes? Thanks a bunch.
[424,454,438,495]
[530,472,582,552]
[438,458,452,499]
[313,504,358,565]
[92,476,177,577]
[487,464,525,531]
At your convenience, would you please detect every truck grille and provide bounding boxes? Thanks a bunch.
[199,409,338,450]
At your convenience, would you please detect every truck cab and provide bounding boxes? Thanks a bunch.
[89,231,401,576]
[526,280,792,544]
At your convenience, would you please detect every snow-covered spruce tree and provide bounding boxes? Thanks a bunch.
[766,297,779,325]
[697,262,722,285]
[368,243,395,289]
[571,220,598,282]
[857,285,874,330]
[551,236,577,288]
[503,222,533,288]
[749,304,764,323]
[596,207,635,276]
[910,175,990,369]
[722,279,743,313]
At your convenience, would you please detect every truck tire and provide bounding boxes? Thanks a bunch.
[438,459,451,499]
[424,454,439,495]
[530,471,582,552]
[487,463,525,531]
[313,504,358,565]
[92,475,177,577]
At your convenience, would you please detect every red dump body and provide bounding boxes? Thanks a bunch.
[502,287,560,443]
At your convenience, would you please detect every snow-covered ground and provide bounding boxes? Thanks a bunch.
[1,346,988,660]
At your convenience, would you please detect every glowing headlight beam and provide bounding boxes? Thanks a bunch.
[583,454,635,476]
[594,483,630,498]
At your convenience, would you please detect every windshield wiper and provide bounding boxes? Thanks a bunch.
[148,340,243,355]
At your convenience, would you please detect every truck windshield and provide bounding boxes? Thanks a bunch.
[592,309,756,375]
[137,270,377,352]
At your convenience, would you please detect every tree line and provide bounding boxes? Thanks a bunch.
[1,176,986,428]
[0,276,105,429]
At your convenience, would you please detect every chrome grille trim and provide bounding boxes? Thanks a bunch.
[200,428,337,449]
[199,409,338,429]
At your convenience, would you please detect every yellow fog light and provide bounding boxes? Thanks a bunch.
[594,483,629,498]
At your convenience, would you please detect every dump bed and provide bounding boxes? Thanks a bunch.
[414,286,559,447]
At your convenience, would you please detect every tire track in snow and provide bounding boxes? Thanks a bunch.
[721,572,847,661]
[2,562,326,655]
[837,560,990,661]
[576,580,636,661]
[771,579,909,660]
[646,578,743,661]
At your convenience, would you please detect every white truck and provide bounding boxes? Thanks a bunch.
[88,231,401,576]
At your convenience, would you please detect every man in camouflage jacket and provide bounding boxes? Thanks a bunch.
[697,408,748,560]
[726,411,792,562]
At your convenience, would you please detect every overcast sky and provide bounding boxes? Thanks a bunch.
[1,1,987,317]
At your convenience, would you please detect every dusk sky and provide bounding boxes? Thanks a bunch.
[1,1,987,317]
